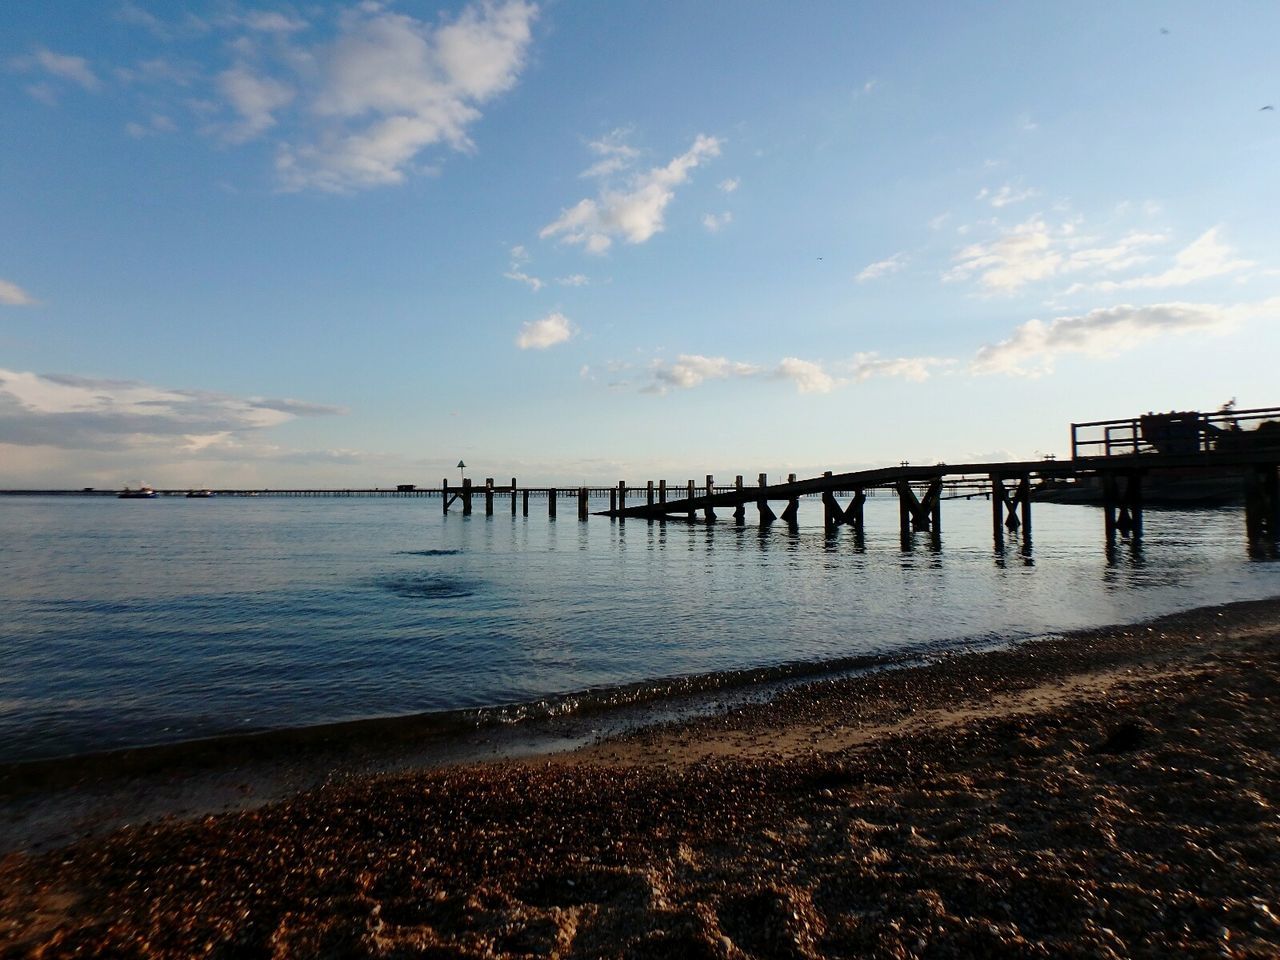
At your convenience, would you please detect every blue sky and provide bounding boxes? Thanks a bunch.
[2,1,1278,487]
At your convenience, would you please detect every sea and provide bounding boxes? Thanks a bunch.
[1,492,1275,765]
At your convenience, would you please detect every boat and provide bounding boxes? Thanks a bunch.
[185,489,213,498]
[118,486,158,499]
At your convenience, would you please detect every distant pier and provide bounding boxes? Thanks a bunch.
[6,406,1279,556]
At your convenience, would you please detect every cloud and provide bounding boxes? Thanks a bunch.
[856,252,908,282]
[125,113,177,138]
[540,134,721,253]
[505,269,543,291]
[516,312,574,349]
[0,369,343,450]
[845,353,952,382]
[772,357,834,393]
[702,211,732,232]
[238,10,308,34]
[644,354,759,393]
[0,280,38,306]
[718,177,739,193]
[217,64,295,141]
[971,302,1238,376]
[945,217,1166,294]
[10,47,100,92]
[977,182,1037,208]
[271,0,537,191]
[1090,228,1253,292]
[558,274,589,287]
[580,128,640,179]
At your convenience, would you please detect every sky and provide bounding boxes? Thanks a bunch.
[2,1,1278,488]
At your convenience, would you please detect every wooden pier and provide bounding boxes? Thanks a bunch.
[6,407,1279,555]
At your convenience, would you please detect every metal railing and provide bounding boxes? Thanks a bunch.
[1071,406,1280,459]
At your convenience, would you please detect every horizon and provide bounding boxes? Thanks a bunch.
[3,2,1278,488]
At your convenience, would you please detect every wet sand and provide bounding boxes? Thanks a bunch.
[2,596,1278,957]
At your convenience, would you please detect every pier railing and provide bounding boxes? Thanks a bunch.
[1070,406,1280,460]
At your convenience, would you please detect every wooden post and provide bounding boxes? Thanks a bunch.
[659,480,667,505]
[687,480,695,521]
[1018,475,1031,543]
[1103,473,1117,546]
[579,487,589,521]
[647,481,654,508]
[548,488,557,519]
[609,488,617,514]
[990,475,1004,551]
[522,489,529,517]
[443,478,450,516]
[897,480,912,548]
[462,478,472,516]
[734,475,745,524]
[788,473,797,484]
[511,478,517,515]
[618,480,626,521]
[847,489,866,546]
[704,474,716,522]
[1127,471,1141,541]
[485,478,494,516]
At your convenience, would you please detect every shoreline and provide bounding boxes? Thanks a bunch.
[3,595,1279,955]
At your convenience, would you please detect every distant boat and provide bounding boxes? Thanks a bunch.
[185,489,213,498]
[118,486,158,499]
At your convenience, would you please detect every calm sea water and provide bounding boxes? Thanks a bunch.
[0,493,1275,763]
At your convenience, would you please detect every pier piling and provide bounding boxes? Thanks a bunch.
[548,488,556,519]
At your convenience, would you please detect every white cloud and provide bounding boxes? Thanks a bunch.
[702,211,733,233]
[971,302,1239,376]
[125,113,177,138]
[10,48,100,92]
[977,182,1037,208]
[271,0,537,191]
[239,10,308,34]
[0,369,342,449]
[772,357,834,393]
[217,64,295,141]
[558,274,590,287]
[1091,228,1253,292]
[540,134,722,253]
[718,177,739,193]
[505,269,544,291]
[845,352,952,382]
[945,217,1167,294]
[856,252,908,283]
[580,128,639,179]
[0,280,38,306]
[516,312,574,349]
[644,354,760,393]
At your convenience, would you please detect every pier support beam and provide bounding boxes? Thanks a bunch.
[1102,471,1142,544]
[609,488,617,515]
[1244,464,1279,552]
[647,481,654,510]
[896,478,942,548]
[780,498,800,525]
[443,478,451,515]
[687,481,696,522]
[522,489,529,517]
[485,478,494,516]
[548,488,556,519]
[511,478,517,516]
[617,481,626,522]
[462,478,473,516]
[578,487,589,521]
[734,476,745,524]
[705,475,716,523]
[757,474,774,525]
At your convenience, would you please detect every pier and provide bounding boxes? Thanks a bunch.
[5,406,1279,554]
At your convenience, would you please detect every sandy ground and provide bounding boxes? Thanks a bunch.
[1,597,1278,958]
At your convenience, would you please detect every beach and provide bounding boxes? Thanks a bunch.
[2,596,1278,958]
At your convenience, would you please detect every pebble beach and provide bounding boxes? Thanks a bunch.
[2,596,1278,958]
